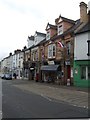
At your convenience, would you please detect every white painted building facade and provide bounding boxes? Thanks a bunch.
[12,51,24,79]
[74,32,90,60]
[74,23,90,87]
[1,54,13,74]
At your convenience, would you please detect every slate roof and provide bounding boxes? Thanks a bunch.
[28,36,34,41]
[37,38,46,45]
[46,23,57,30]
[61,16,75,24]
[55,15,75,24]
[35,31,46,37]
[75,22,90,34]
[51,19,81,41]
[63,19,81,35]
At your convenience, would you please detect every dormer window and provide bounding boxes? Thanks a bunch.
[46,31,50,40]
[58,25,63,35]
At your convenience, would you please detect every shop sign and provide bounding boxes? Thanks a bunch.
[30,67,34,70]
[48,61,54,65]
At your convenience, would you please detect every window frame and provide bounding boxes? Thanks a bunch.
[87,40,90,56]
[58,25,63,35]
[46,31,50,40]
[48,44,56,58]
[81,66,90,80]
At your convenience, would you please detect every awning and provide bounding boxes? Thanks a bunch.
[41,65,60,71]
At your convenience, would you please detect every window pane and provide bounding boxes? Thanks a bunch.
[81,66,86,79]
[58,25,63,35]
[48,45,52,58]
[46,32,50,40]
[53,45,55,57]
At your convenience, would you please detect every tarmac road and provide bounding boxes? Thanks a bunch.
[2,79,89,119]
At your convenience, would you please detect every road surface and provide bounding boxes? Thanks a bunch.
[2,79,89,119]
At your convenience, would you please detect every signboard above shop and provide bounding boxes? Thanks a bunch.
[48,61,55,65]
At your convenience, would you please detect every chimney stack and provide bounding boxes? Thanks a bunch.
[79,2,88,23]
[9,53,12,56]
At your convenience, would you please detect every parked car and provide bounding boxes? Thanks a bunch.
[1,74,6,79]
[0,73,2,78]
[1,74,12,80]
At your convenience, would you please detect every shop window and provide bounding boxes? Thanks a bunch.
[81,66,86,79]
[81,66,90,80]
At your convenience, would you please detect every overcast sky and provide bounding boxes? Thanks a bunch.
[0,0,89,61]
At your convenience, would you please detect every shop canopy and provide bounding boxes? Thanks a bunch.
[41,65,60,71]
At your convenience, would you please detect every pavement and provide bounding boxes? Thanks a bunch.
[11,79,88,109]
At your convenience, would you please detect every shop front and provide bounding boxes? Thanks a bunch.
[41,64,62,84]
[74,60,90,87]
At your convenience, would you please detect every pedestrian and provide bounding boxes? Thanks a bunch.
[13,73,16,79]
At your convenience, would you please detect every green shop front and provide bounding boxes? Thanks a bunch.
[74,60,90,87]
